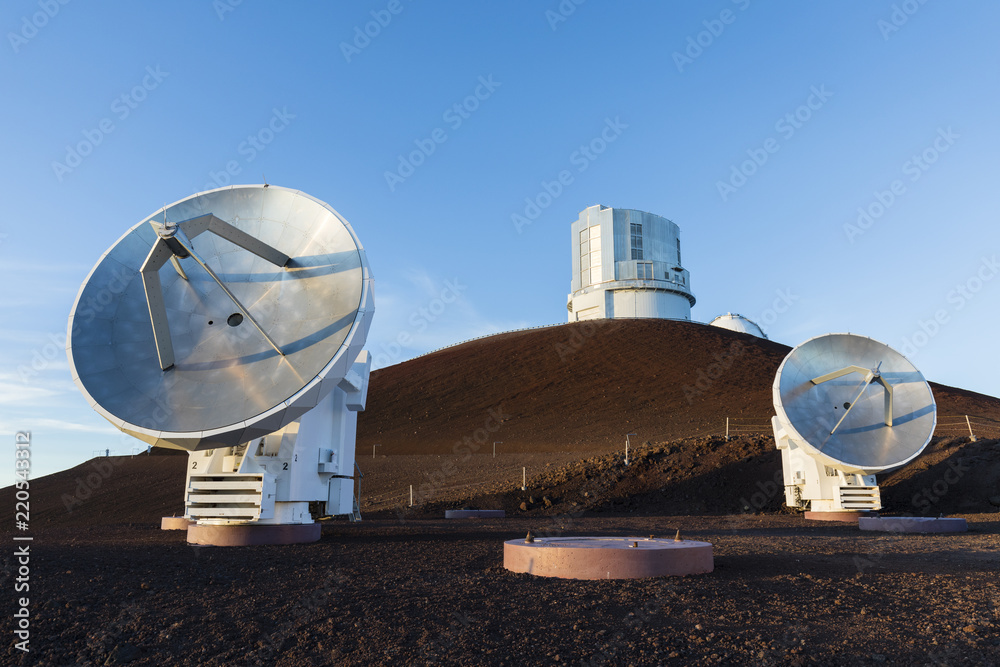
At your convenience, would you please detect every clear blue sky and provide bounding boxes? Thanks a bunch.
[2,1,998,484]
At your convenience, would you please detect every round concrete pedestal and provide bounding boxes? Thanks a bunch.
[504,537,713,579]
[446,509,506,519]
[186,522,321,546]
[160,516,193,530]
[859,517,968,533]
[804,510,876,523]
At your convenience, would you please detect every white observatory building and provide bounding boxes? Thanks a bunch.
[567,205,695,322]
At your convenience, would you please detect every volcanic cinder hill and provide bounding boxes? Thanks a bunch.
[8,318,1000,529]
[356,319,1000,454]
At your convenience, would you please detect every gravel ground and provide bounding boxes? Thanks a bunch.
[3,429,998,665]
[4,513,999,666]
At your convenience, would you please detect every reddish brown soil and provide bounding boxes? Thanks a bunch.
[369,436,1000,521]
[357,319,1000,455]
[3,320,1000,665]
[13,435,999,532]
[2,514,999,666]
[4,435,1000,665]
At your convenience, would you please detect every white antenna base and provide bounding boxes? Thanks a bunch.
[179,351,371,546]
[770,333,936,517]
[773,416,882,513]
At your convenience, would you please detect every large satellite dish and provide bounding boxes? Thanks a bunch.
[68,184,373,451]
[67,184,374,545]
[771,333,935,515]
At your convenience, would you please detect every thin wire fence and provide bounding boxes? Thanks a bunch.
[365,414,998,509]
[92,448,152,457]
[724,414,1000,440]
[934,415,1000,439]
[724,417,773,437]
[367,477,528,509]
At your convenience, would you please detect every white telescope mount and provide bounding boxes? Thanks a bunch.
[67,185,376,545]
[771,334,936,517]
[773,363,889,512]
[183,352,371,528]
[139,212,371,527]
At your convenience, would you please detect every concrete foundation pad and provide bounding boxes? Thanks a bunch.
[804,510,877,523]
[859,517,968,533]
[446,509,506,519]
[504,536,713,579]
[160,516,194,530]
[186,522,321,546]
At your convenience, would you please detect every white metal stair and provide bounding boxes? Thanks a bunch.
[185,473,275,521]
[839,485,880,511]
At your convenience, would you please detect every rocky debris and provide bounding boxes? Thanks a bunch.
[375,434,1000,521]
[7,514,999,665]
[104,643,139,665]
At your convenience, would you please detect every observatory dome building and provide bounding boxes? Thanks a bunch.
[709,312,768,339]
[567,205,695,322]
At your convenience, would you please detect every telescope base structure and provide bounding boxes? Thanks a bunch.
[504,537,713,579]
[859,516,968,533]
[187,522,321,546]
[773,417,883,514]
[445,509,505,519]
[160,516,194,530]
[804,510,877,523]
[178,353,371,537]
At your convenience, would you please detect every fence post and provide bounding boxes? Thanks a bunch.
[966,415,977,442]
[521,467,526,491]
[725,417,730,440]
[409,484,413,507]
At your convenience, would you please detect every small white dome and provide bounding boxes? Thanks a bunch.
[708,312,768,339]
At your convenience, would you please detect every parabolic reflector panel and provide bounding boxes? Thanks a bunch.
[67,185,373,450]
[772,333,935,472]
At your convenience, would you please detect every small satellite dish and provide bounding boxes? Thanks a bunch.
[67,185,374,544]
[771,333,936,514]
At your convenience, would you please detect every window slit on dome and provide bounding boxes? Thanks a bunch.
[630,222,643,260]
